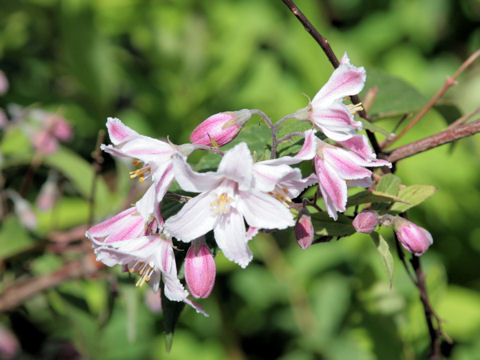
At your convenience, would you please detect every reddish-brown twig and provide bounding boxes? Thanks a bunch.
[382,50,480,149]
[281,0,381,155]
[387,118,480,163]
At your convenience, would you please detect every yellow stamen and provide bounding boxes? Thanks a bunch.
[348,103,363,114]
[210,193,233,215]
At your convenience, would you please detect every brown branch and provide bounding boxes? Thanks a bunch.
[281,0,381,155]
[382,50,480,149]
[0,255,101,312]
[387,119,480,163]
[446,107,480,130]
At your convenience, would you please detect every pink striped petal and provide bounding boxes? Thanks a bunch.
[106,117,139,145]
[337,134,375,160]
[172,155,223,193]
[311,103,361,141]
[312,60,366,108]
[315,156,347,219]
[323,147,372,180]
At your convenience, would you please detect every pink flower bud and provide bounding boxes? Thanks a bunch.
[32,130,58,154]
[0,325,19,360]
[50,115,72,141]
[353,210,378,233]
[393,218,433,256]
[184,238,216,299]
[36,174,59,211]
[190,109,252,147]
[295,212,314,250]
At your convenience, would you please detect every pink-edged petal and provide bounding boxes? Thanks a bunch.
[312,61,366,107]
[218,142,253,191]
[253,163,298,193]
[213,209,252,268]
[246,226,259,241]
[237,190,294,230]
[315,156,347,219]
[261,130,318,166]
[155,240,188,301]
[164,192,217,242]
[184,298,209,317]
[136,185,156,220]
[106,117,139,145]
[311,103,361,141]
[87,207,137,237]
[172,155,223,193]
[337,134,376,160]
[281,171,318,199]
[323,147,372,180]
[113,136,175,163]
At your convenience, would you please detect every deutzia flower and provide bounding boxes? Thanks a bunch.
[295,53,366,141]
[102,117,194,224]
[288,130,390,220]
[164,142,295,268]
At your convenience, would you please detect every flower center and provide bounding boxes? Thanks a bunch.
[269,185,292,207]
[210,192,233,215]
[129,261,155,287]
[129,160,151,183]
[347,103,363,115]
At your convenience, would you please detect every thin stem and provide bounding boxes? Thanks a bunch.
[387,118,480,163]
[193,144,224,156]
[446,107,480,130]
[382,50,480,149]
[278,132,305,143]
[280,0,381,155]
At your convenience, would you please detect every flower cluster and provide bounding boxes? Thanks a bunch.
[86,53,432,315]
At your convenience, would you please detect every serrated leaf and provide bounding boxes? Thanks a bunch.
[311,212,355,237]
[375,174,402,196]
[346,190,405,207]
[370,232,394,287]
[390,184,437,213]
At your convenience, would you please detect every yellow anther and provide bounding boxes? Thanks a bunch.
[348,103,363,114]
[210,192,233,215]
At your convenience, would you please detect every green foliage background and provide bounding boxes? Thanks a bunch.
[1,0,480,358]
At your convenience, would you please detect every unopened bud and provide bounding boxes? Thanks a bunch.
[190,109,251,147]
[295,211,314,250]
[36,173,59,211]
[393,217,433,256]
[49,115,72,141]
[32,130,58,154]
[353,210,378,233]
[0,325,19,360]
[184,238,216,299]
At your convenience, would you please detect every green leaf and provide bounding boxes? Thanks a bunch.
[346,190,405,207]
[390,184,437,213]
[359,119,392,137]
[362,69,428,119]
[0,216,37,260]
[161,290,185,353]
[0,127,33,156]
[375,174,402,196]
[434,102,463,126]
[370,232,394,287]
[311,212,355,237]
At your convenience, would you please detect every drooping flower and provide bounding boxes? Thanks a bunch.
[295,209,314,250]
[184,237,216,299]
[393,217,433,256]
[295,53,366,141]
[287,130,390,220]
[165,142,295,268]
[102,117,194,224]
[27,110,73,154]
[353,210,379,234]
[190,109,252,147]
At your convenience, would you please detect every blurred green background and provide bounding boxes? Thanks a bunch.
[1,0,480,359]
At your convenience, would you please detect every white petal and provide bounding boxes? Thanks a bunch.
[237,190,294,230]
[213,209,252,268]
[218,142,253,191]
[106,117,139,145]
[164,192,217,242]
[172,155,222,193]
[253,163,298,192]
